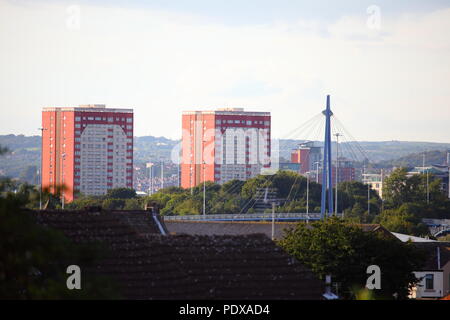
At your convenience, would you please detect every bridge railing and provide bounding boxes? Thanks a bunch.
[163,212,342,221]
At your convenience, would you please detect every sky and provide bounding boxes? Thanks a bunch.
[0,0,449,142]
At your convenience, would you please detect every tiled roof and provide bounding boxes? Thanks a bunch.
[35,209,165,238]
[34,210,324,300]
[391,232,437,242]
[165,221,397,240]
[165,220,296,239]
[412,242,450,270]
[356,224,395,237]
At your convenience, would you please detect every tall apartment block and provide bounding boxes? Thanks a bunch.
[42,104,134,202]
[181,108,271,188]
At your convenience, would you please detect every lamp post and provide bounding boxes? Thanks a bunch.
[334,133,342,215]
[160,160,164,190]
[423,152,429,205]
[314,161,320,183]
[190,166,193,196]
[38,127,47,210]
[381,168,384,212]
[363,165,370,215]
[61,152,66,209]
[146,162,153,195]
[306,171,310,223]
[203,160,206,216]
[447,151,450,199]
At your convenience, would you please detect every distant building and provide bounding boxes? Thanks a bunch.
[409,242,450,299]
[408,165,450,198]
[35,209,324,299]
[317,157,356,184]
[42,105,134,202]
[279,162,301,173]
[181,108,271,188]
[332,158,356,183]
[291,141,322,175]
[362,172,385,199]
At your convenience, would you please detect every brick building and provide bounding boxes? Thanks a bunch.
[41,104,133,202]
[291,142,322,174]
[317,158,356,184]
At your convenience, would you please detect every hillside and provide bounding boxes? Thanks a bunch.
[279,140,450,162]
[0,135,41,182]
[1,134,449,184]
[375,150,449,168]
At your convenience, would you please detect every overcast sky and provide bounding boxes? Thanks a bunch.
[1,0,449,142]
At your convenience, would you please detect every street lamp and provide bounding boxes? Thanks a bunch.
[146,162,154,195]
[314,161,320,184]
[38,127,47,210]
[447,151,450,199]
[423,152,430,205]
[202,137,208,216]
[160,160,164,190]
[363,165,370,215]
[306,171,310,223]
[334,133,342,215]
[203,160,206,216]
[61,152,66,209]
[190,166,193,195]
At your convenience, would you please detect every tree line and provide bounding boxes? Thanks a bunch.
[3,165,449,237]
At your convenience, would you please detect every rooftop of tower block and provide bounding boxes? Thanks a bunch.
[182,108,270,117]
[42,105,133,113]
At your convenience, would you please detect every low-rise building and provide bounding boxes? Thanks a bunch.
[362,172,385,199]
[34,209,324,299]
[408,242,450,299]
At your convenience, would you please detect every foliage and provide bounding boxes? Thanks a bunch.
[376,150,449,169]
[437,234,450,241]
[0,145,9,155]
[105,188,136,199]
[67,188,142,211]
[383,168,450,219]
[277,218,426,300]
[123,198,142,210]
[101,198,126,210]
[373,205,431,237]
[0,194,121,299]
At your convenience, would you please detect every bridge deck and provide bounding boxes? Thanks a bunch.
[163,212,342,222]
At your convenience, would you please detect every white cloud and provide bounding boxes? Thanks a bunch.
[0,1,449,142]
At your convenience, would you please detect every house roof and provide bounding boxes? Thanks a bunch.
[34,210,323,300]
[412,242,450,270]
[165,220,297,239]
[391,232,437,243]
[34,209,166,238]
[165,220,397,240]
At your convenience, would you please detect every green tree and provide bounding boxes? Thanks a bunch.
[338,181,381,217]
[66,196,103,210]
[105,188,136,199]
[383,167,450,219]
[123,198,142,210]
[0,145,9,155]
[0,191,120,299]
[101,198,125,210]
[221,179,245,195]
[374,204,430,237]
[278,218,426,299]
[383,168,424,208]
